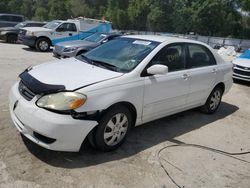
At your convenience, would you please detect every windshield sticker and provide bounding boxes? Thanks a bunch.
[133,40,151,45]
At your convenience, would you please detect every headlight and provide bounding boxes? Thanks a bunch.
[26,31,34,36]
[0,31,6,35]
[63,47,78,52]
[36,92,87,111]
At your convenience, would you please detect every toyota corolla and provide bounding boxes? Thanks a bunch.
[9,35,233,152]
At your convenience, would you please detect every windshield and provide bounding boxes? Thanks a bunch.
[77,37,159,73]
[240,50,250,59]
[43,21,62,29]
[84,33,107,42]
[14,22,26,28]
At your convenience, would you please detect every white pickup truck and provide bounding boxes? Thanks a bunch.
[18,18,112,52]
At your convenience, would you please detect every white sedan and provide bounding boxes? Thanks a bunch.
[232,49,250,82]
[9,35,233,152]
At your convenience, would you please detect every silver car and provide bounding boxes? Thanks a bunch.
[53,33,121,58]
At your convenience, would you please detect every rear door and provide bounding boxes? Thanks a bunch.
[52,22,78,45]
[185,43,218,106]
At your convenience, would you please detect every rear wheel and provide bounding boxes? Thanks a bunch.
[94,106,132,151]
[36,38,50,52]
[7,34,17,43]
[201,87,223,114]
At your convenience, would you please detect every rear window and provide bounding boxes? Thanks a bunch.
[187,44,216,68]
[0,15,23,22]
[10,16,23,22]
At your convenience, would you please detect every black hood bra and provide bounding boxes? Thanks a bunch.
[19,71,65,95]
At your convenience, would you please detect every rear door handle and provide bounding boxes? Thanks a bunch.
[69,33,72,36]
[182,73,190,80]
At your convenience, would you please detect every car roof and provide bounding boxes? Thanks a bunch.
[122,34,205,45]
[0,13,24,17]
[22,21,47,24]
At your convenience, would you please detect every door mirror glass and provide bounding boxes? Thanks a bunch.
[147,64,168,75]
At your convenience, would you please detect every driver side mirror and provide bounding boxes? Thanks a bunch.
[147,64,168,75]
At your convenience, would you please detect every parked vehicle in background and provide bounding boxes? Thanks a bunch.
[9,35,233,152]
[0,14,25,28]
[0,21,46,43]
[53,32,121,58]
[232,49,250,82]
[19,18,112,52]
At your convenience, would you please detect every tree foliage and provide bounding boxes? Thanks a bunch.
[0,0,249,38]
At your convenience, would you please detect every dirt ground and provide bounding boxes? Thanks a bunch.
[0,42,250,188]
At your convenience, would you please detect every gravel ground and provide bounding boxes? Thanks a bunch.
[0,42,250,188]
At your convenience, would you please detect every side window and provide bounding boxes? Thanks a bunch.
[187,44,216,68]
[10,16,23,22]
[56,23,67,32]
[56,23,77,32]
[69,23,77,32]
[0,15,9,21]
[150,44,185,72]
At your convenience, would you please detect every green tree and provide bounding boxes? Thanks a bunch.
[48,0,71,20]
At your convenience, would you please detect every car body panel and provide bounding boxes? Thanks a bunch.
[28,58,124,90]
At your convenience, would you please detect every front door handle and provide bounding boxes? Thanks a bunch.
[69,33,72,36]
[212,68,218,73]
[182,73,190,80]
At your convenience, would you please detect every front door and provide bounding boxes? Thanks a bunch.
[53,22,78,45]
[142,43,190,122]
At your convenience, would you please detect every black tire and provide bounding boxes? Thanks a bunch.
[7,34,17,43]
[28,46,36,49]
[94,105,132,151]
[201,87,223,114]
[36,38,50,52]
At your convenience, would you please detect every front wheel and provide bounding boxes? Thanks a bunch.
[94,106,132,151]
[36,38,50,52]
[201,87,223,114]
[7,34,17,43]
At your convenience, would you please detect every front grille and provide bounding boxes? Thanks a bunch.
[235,65,250,71]
[234,69,250,77]
[19,29,27,36]
[33,132,56,144]
[18,81,36,101]
[55,45,64,52]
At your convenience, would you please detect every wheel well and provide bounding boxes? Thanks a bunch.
[36,36,51,46]
[76,49,87,56]
[105,102,137,127]
[215,82,225,94]
[7,33,16,37]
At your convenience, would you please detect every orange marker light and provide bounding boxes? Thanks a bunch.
[69,98,86,109]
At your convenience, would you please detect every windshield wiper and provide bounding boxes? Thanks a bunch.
[77,54,93,65]
[77,55,119,72]
[92,60,118,71]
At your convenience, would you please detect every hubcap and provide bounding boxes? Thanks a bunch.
[104,113,128,146]
[39,41,49,51]
[210,90,221,110]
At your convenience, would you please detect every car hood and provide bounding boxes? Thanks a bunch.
[0,27,16,31]
[233,58,250,68]
[56,40,97,48]
[28,58,123,90]
[23,27,52,32]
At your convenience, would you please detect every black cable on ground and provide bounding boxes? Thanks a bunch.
[157,143,250,188]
